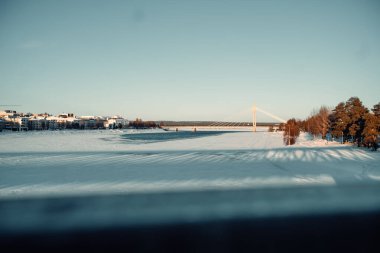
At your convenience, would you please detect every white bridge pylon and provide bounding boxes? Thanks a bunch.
[252,105,287,132]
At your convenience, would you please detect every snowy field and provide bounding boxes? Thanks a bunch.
[0,128,379,199]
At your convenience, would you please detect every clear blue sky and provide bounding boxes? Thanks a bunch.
[1,0,379,121]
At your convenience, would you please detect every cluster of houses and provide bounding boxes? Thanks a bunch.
[0,110,129,131]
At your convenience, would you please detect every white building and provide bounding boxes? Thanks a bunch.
[46,116,59,130]
[20,117,29,130]
[106,116,129,129]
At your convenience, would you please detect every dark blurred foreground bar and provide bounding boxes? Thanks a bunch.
[1,183,380,252]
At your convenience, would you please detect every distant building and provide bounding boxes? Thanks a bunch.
[0,110,128,131]
[106,116,129,129]
[4,110,17,115]
[46,116,59,130]
[0,111,9,117]
[28,117,46,130]
[20,117,29,131]
[77,116,109,129]
[47,113,77,129]
[3,114,21,131]
[78,116,96,129]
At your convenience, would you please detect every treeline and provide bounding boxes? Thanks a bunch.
[283,97,380,150]
[129,118,158,129]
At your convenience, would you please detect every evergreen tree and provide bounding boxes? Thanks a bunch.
[329,103,343,141]
[330,102,349,141]
[345,97,368,145]
[330,98,369,144]
[362,112,379,150]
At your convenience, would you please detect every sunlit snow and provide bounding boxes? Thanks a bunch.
[0,128,379,199]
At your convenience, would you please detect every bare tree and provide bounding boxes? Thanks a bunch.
[283,119,300,145]
[305,106,331,139]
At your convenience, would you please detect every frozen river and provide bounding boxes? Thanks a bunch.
[0,129,379,199]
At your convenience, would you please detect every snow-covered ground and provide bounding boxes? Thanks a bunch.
[0,129,379,199]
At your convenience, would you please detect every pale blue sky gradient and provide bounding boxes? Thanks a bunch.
[1,0,379,121]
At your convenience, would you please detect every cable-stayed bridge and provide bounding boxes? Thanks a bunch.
[160,105,287,132]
